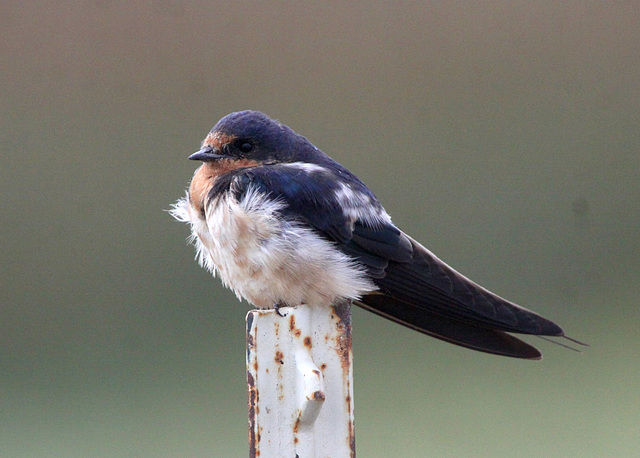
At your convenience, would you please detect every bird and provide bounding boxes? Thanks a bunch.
[172,110,579,360]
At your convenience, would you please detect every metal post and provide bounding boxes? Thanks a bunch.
[246,302,355,457]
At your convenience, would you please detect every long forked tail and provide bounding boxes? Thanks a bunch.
[356,293,545,359]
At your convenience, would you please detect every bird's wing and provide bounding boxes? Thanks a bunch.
[358,233,565,358]
[372,234,564,335]
[217,163,563,359]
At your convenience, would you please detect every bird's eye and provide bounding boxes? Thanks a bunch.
[239,142,254,153]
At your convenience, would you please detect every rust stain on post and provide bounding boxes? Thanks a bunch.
[332,302,353,373]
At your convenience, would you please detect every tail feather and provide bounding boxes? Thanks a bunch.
[356,293,543,359]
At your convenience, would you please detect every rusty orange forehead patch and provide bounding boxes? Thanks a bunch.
[202,132,236,149]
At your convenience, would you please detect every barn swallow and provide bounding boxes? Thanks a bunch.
[172,110,579,359]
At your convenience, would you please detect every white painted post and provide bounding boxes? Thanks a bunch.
[246,302,355,457]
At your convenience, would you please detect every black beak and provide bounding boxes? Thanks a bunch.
[188,146,231,162]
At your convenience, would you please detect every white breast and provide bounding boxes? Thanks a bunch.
[172,188,376,309]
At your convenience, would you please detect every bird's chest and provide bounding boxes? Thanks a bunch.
[190,192,293,307]
[185,186,376,309]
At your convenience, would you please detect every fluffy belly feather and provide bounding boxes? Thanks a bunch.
[175,189,376,309]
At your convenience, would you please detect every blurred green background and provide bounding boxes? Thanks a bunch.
[2,1,639,456]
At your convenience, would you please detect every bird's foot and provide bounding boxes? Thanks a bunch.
[274,302,287,317]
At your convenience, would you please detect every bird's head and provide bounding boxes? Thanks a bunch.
[189,111,312,165]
